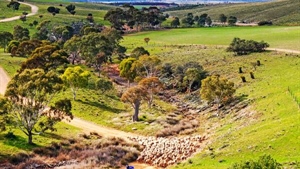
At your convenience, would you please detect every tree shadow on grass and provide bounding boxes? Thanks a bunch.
[39,132,67,140]
[76,99,124,114]
[0,133,39,152]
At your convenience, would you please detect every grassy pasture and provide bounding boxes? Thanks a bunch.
[0,120,80,161]
[170,51,300,169]
[0,0,31,19]
[122,26,300,51]
[0,0,113,33]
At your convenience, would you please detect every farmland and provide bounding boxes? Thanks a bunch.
[0,0,299,168]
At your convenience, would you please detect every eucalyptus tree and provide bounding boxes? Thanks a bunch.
[5,69,73,144]
[0,31,13,52]
[121,85,148,122]
[61,66,90,100]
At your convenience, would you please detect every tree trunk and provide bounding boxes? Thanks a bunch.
[133,101,140,122]
[28,131,33,144]
[73,91,76,100]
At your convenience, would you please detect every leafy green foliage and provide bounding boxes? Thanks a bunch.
[95,78,114,94]
[13,25,30,41]
[7,1,20,11]
[60,66,90,100]
[104,5,166,31]
[119,57,137,85]
[228,16,237,26]
[200,75,235,105]
[66,4,76,15]
[12,40,43,57]
[19,44,69,72]
[130,46,149,58]
[0,31,13,52]
[171,17,180,27]
[227,37,269,55]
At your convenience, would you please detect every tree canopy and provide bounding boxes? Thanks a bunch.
[0,31,13,52]
[19,45,69,72]
[61,66,90,100]
[200,75,235,106]
[121,85,148,122]
[119,57,137,86]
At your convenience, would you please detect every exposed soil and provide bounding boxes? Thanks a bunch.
[0,67,10,95]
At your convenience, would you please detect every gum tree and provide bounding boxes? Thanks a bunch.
[5,69,73,144]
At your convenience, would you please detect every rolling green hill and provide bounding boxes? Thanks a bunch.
[166,0,300,25]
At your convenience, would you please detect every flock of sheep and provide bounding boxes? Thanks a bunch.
[128,135,206,168]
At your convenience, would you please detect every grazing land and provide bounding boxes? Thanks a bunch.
[0,0,300,168]
[123,26,300,51]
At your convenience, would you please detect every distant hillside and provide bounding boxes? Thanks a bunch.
[166,0,300,25]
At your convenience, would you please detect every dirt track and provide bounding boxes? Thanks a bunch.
[267,48,300,54]
[0,68,10,95]
[0,1,39,23]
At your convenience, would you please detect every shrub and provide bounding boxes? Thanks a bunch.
[227,37,269,55]
[230,155,282,169]
[258,21,273,26]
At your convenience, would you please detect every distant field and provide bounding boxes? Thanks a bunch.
[123,26,300,51]
[166,0,300,26]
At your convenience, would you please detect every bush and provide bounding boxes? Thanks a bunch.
[227,37,269,55]
[230,155,282,169]
[258,21,273,26]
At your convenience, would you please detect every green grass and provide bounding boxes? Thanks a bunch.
[0,0,114,33]
[0,49,25,77]
[0,0,31,19]
[0,122,80,161]
[166,0,300,26]
[122,28,300,168]
[122,26,300,51]
[171,52,300,168]
[53,79,175,135]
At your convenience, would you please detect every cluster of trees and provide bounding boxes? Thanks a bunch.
[0,39,74,144]
[170,13,237,28]
[227,37,269,55]
[0,18,127,143]
[46,4,76,16]
[118,47,236,121]
[181,13,212,27]
[104,5,167,31]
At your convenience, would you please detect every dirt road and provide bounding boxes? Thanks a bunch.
[0,1,39,23]
[268,48,300,54]
[0,67,10,95]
